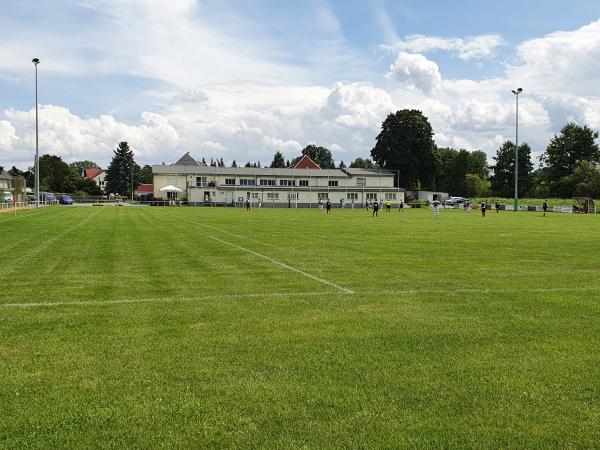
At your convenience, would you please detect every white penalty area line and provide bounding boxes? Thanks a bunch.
[3,286,600,309]
[209,235,354,294]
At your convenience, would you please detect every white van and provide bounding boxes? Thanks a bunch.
[2,191,13,203]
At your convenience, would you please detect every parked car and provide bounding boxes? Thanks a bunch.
[444,196,469,205]
[40,192,57,203]
[59,195,74,205]
[2,191,13,203]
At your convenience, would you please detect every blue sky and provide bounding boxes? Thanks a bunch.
[2,0,600,169]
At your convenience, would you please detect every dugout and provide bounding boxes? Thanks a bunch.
[572,197,595,214]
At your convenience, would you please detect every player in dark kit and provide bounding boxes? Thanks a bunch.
[543,199,548,217]
[326,199,331,214]
[372,199,379,217]
[245,199,250,212]
[495,200,500,214]
[480,201,486,217]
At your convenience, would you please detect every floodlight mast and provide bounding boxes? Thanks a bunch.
[32,58,40,208]
[511,88,523,212]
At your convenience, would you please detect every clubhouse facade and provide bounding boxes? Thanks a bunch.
[152,153,404,207]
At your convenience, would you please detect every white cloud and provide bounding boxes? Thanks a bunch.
[386,52,442,93]
[381,34,505,60]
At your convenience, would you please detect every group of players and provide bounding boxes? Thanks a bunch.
[245,197,550,217]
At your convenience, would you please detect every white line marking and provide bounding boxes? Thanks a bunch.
[209,235,354,294]
[1,291,335,308]
[3,286,600,309]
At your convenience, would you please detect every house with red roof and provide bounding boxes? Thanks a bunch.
[84,168,106,191]
[292,155,321,169]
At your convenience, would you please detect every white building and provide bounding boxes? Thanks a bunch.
[152,153,404,207]
[84,168,106,191]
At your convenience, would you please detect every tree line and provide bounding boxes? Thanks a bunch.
[8,111,599,199]
[268,110,600,199]
[7,141,153,196]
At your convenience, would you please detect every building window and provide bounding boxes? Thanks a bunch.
[279,179,296,186]
[298,180,309,187]
[347,193,358,200]
[195,177,206,187]
[356,178,366,187]
[240,179,256,186]
[168,177,178,186]
[259,179,275,186]
[289,193,298,200]
[317,193,328,200]
[225,178,235,186]
[385,193,397,200]
[267,193,279,199]
[328,180,338,187]
[366,193,378,200]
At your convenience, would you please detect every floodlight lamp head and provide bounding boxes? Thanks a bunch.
[517,88,523,93]
[32,58,40,65]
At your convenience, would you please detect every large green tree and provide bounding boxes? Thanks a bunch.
[139,165,153,184]
[490,141,534,198]
[294,145,335,169]
[371,110,437,188]
[349,157,376,169]
[560,160,600,198]
[541,123,599,179]
[433,147,488,195]
[540,123,600,196]
[270,151,285,168]
[38,154,72,192]
[104,142,142,196]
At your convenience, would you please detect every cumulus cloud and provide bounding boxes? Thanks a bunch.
[386,52,442,93]
[507,19,600,97]
[1,106,180,167]
[381,34,505,60]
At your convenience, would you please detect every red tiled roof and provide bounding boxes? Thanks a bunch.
[292,155,321,169]
[136,184,154,193]
[84,168,104,179]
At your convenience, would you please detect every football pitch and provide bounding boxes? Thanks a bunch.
[1,205,599,448]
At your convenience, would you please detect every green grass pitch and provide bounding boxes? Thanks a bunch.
[1,205,599,448]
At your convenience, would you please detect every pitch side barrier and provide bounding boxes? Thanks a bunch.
[0,201,58,211]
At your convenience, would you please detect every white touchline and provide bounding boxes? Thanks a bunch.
[209,235,355,294]
[3,286,600,309]
[1,291,340,308]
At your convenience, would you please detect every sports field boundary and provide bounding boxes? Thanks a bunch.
[4,286,600,309]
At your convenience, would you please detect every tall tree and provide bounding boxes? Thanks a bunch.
[219,157,225,167]
[490,141,534,198]
[338,160,346,169]
[139,164,153,184]
[540,123,600,196]
[467,150,489,179]
[561,160,600,198]
[371,110,437,188]
[231,160,238,168]
[541,123,600,179]
[38,154,72,192]
[271,151,285,168]
[104,142,141,196]
[69,160,100,176]
[349,157,376,169]
[295,145,335,169]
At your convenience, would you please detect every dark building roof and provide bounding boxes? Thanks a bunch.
[174,152,206,166]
